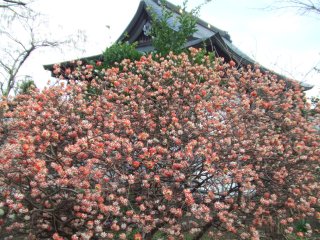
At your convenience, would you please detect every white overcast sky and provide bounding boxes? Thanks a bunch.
[21,0,320,97]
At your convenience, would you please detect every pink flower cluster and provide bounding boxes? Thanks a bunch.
[0,49,319,239]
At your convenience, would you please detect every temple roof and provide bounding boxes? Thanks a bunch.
[115,0,256,65]
[43,0,312,90]
[43,0,255,68]
[118,0,231,42]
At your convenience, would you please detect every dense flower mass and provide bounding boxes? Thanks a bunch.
[0,49,319,239]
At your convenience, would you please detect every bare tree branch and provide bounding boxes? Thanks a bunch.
[0,0,26,9]
[0,28,68,96]
[0,0,34,24]
[3,0,26,5]
[0,10,74,97]
[267,0,320,16]
[0,0,86,97]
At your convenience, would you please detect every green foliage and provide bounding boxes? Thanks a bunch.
[16,79,36,95]
[302,96,319,117]
[149,0,200,56]
[103,42,142,68]
[126,228,142,239]
[189,47,215,65]
[310,96,319,107]
[83,84,103,102]
[295,219,308,233]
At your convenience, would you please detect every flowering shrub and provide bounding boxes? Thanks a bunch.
[0,49,319,239]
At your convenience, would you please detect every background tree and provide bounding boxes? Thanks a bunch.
[0,0,31,17]
[0,0,85,98]
[270,0,320,16]
[15,78,36,95]
[264,0,320,105]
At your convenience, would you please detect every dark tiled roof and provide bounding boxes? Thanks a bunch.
[118,0,231,42]
[43,0,312,90]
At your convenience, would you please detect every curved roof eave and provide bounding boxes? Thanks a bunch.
[117,1,147,43]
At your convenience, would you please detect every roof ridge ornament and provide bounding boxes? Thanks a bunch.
[143,21,152,36]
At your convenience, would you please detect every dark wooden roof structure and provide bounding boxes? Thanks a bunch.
[117,0,254,65]
[43,0,312,90]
